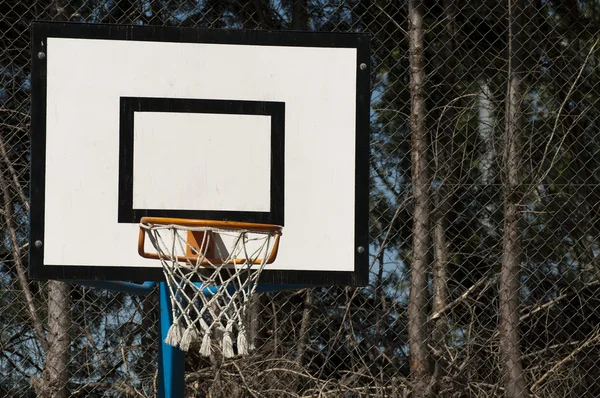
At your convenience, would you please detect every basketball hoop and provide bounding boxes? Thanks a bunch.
[138,217,282,358]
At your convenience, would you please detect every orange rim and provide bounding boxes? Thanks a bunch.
[138,217,282,266]
[140,217,282,233]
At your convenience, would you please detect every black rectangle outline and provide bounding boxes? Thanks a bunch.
[29,21,371,286]
[119,97,284,226]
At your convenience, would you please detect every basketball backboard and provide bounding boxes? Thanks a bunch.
[29,22,370,285]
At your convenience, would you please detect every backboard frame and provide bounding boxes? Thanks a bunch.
[119,97,285,225]
[29,22,370,286]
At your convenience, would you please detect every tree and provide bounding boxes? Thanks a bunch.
[499,0,529,395]
[407,0,431,396]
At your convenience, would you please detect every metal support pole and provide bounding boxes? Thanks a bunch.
[158,282,185,398]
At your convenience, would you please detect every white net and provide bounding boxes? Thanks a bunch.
[140,220,281,358]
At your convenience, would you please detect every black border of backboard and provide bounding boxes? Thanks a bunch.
[118,97,285,226]
[29,21,371,286]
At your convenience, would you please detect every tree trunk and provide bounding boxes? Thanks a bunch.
[375,242,386,342]
[296,289,313,366]
[500,0,529,396]
[33,4,75,397]
[407,0,431,396]
[39,281,71,398]
[235,0,281,30]
[428,1,457,394]
[291,0,311,368]
[291,0,308,30]
[478,80,498,241]
[430,195,448,396]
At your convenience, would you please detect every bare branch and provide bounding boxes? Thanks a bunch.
[531,326,600,392]
[0,134,29,212]
[0,169,47,349]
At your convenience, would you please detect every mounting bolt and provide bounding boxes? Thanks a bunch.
[357,246,365,254]
[37,51,46,60]
[35,240,43,248]
[359,63,367,70]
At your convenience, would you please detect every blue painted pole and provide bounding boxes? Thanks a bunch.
[69,280,156,296]
[158,282,184,398]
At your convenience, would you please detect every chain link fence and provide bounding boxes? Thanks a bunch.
[1,0,600,396]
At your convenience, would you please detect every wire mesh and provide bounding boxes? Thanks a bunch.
[1,0,599,396]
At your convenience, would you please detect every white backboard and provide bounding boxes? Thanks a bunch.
[29,22,370,285]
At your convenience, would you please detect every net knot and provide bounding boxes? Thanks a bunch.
[165,320,184,347]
